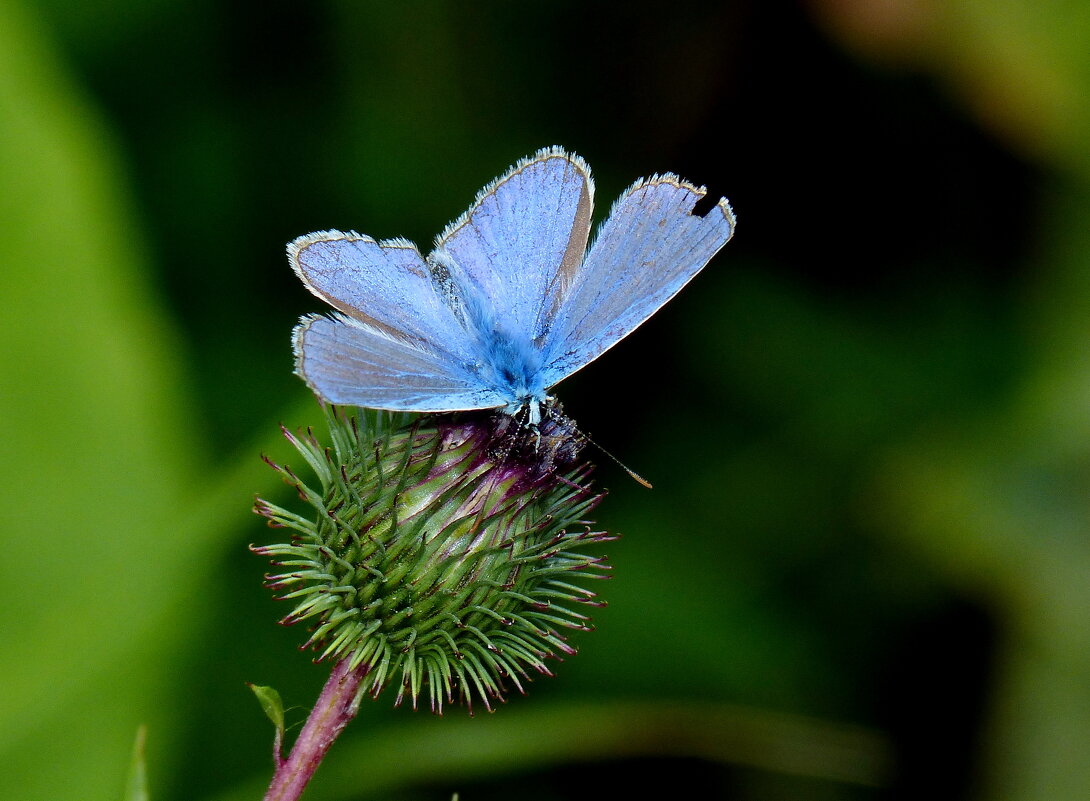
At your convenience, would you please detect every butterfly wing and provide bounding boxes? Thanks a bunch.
[290,231,476,355]
[290,231,508,411]
[289,157,728,413]
[293,313,508,411]
[540,175,735,386]
[434,146,594,344]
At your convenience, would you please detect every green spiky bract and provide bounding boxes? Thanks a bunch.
[253,404,612,713]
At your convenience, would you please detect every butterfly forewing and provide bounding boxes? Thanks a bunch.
[435,147,594,344]
[540,176,735,387]
[290,232,476,359]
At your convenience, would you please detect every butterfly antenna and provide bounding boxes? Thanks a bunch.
[544,404,652,489]
[586,432,653,489]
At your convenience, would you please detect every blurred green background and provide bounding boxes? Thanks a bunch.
[4,0,1090,799]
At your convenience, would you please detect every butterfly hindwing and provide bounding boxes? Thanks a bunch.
[294,313,508,412]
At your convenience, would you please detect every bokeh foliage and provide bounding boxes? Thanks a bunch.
[3,1,1090,799]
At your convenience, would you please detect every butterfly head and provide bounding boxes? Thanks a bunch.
[477,322,549,419]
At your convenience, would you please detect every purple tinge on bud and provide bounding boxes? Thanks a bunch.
[253,404,614,713]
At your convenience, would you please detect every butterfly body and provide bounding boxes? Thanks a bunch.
[290,148,734,422]
[425,247,549,419]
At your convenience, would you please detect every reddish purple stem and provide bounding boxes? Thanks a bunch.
[263,659,367,801]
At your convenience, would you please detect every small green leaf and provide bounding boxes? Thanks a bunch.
[248,684,285,736]
[123,726,148,801]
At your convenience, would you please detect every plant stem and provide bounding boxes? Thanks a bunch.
[263,659,367,801]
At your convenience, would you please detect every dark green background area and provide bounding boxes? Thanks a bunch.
[4,1,1090,799]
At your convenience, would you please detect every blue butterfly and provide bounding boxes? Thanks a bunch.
[290,147,735,424]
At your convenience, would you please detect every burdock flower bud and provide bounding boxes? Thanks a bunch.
[253,404,612,713]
